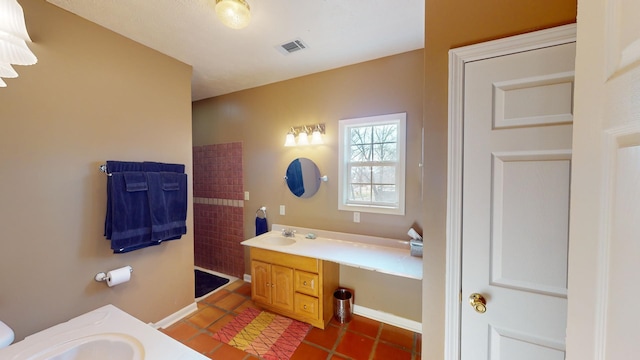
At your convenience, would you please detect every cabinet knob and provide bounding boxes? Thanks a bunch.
[266,282,270,287]
[303,305,307,309]
[303,281,308,286]
[271,284,275,288]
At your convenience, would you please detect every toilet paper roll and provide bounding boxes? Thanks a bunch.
[106,266,131,287]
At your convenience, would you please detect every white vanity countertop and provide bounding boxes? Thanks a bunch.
[241,224,423,280]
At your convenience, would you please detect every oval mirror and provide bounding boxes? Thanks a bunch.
[285,158,321,198]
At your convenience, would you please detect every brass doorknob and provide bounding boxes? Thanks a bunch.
[469,293,487,313]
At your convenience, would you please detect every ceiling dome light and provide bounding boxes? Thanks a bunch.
[215,0,251,30]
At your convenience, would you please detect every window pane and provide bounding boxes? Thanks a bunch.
[350,166,371,183]
[372,185,397,203]
[339,112,405,215]
[373,142,397,161]
[350,126,371,145]
[372,166,396,184]
[348,184,371,202]
[350,144,371,162]
[373,124,397,143]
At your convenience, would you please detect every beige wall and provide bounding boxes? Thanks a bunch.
[0,0,194,340]
[193,49,424,322]
[421,0,576,358]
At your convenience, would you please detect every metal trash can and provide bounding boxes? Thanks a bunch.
[333,288,353,323]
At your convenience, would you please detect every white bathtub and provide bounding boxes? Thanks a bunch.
[0,304,208,360]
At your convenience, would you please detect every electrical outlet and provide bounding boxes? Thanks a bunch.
[280,205,285,215]
[353,212,360,223]
[244,191,250,201]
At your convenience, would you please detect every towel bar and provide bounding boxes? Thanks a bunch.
[99,164,112,176]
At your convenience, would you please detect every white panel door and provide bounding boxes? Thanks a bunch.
[461,43,575,359]
[566,0,640,358]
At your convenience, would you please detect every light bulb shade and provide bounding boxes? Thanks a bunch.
[0,0,32,41]
[297,132,309,145]
[0,62,18,78]
[311,130,323,144]
[215,0,251,29]
[0,32,37,65]
[0,0,37,67]
[284,133,296,147]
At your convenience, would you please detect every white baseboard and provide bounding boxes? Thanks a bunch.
[151,302,198,329]
[151,273,421,334]
[151,302,421,334]
[242,273,419,333]
[354,304,422,334]
[153,268,239,329]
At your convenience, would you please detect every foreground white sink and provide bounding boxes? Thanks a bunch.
[0,305,208,360]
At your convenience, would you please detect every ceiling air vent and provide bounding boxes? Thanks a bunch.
[276,38,308,55]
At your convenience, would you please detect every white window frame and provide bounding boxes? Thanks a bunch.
[338,112,406,216]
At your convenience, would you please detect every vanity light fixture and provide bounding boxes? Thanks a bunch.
[284,124,325,147]
[0,0,38,88]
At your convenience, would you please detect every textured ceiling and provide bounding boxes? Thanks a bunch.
[47,0,424,101]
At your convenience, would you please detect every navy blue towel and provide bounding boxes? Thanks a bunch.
[255,217,268,236]
[104,161,186,253]
[143,161,185,173]
[104,161,146,239]
[107,172,153,252]
[286,158,305,197]
[145,172,188,242]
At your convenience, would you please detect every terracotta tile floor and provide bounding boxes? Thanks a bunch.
[161,279,422,360]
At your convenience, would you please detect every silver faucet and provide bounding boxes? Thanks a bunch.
[281,228,296,237]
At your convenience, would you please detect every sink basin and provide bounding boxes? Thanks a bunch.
[32,334,144,360]
[261,236,296,246]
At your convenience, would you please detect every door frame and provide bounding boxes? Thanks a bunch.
[444,24,577,360]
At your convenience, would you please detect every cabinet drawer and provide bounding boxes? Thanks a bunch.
[294,293,319,320]
[295,271,319,297]
[251,248,319,272]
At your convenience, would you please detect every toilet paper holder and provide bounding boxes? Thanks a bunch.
[94,266,133,282]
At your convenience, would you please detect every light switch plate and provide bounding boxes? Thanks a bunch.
[280,205,285,215]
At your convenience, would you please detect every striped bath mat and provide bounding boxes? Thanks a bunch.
[212,307,311,360]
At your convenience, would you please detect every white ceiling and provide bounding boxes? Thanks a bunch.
[47,0,424,101]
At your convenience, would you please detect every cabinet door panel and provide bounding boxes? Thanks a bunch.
[251,260,271,304]
[271,264,294,312]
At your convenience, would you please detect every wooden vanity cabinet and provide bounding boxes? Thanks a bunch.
[250,248,339,329]
[250,260,294,312]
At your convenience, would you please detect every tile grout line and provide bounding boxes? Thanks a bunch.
[326,324,348,359]
[367,322,384,360]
